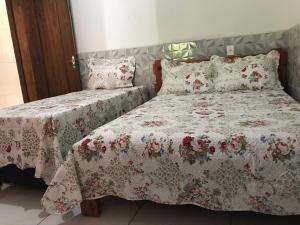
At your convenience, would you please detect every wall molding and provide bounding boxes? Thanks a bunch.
[78,29,297,98]
[286,23,300,101]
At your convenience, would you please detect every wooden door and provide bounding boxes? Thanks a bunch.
[6,0,82,102]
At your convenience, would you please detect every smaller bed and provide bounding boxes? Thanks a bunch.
[0,86,148,184]
[41,49,300,216]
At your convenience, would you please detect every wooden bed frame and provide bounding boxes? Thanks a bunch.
[80,48,288,217]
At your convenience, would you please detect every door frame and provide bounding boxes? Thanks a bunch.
[6,0,29,102]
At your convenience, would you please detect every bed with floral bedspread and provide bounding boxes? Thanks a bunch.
[0,86,148,184]
[42,89,300,215]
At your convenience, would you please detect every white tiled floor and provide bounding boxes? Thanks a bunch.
[0,183,300,225]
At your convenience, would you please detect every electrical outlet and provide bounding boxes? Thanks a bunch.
[226,45,235,56]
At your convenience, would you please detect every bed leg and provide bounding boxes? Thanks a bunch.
[80,199,102,217]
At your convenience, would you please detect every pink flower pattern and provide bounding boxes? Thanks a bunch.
[42,89,300,216]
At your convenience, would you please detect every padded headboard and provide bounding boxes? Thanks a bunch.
[153,48,288,93]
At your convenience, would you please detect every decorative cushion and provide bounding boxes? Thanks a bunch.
[158,59,214,95]
[211,50,282,92]
[87,57,135,89]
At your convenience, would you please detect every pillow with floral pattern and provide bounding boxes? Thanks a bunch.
[158,59,214,95]
[87,57,135,89]
[211,50,282,92]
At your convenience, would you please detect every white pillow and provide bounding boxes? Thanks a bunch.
[87,57,135,89]
[158,59,214,95]
[211,50,282,92]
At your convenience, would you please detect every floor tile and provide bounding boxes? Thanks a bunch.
[231,211,300,225]
[2,184,300,225]
[40,197,142,225]
[130,201,230,225]
[0,184,48,225]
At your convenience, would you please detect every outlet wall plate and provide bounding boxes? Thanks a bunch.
[226,45,235,56]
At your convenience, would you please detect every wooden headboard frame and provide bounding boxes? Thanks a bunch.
[153,48,288,93]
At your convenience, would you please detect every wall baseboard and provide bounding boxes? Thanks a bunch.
[78,30,287,97]
[77,23,300,101]
[288,85,300,102]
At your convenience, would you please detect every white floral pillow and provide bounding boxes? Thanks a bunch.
[87,57,135,89]
[158,59,214,95]
[211,50,282,92]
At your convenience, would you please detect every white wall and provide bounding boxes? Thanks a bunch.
[285,0,300,28]
[71,0,300,53]
[0,0,23,108]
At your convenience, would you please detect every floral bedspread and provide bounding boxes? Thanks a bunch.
[42,90,300,215]
[0,86,148,184]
